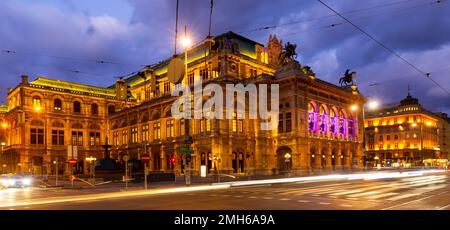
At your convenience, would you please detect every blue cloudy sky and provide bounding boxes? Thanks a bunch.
[0,0,449,113]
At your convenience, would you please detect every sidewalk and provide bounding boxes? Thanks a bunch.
[32,167,444,190]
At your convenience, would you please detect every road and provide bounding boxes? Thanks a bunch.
[2,170,450,210]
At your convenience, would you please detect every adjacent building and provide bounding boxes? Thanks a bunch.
[364,93,448,168]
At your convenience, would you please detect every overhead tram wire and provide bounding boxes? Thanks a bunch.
[238,0,427,34]
[248,0,444,39]
[280,0,445,37]
[1,49,149,67]
[317,0,450,96]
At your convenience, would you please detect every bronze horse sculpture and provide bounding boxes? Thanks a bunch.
[279,42,298,65]
[339,69,356,86]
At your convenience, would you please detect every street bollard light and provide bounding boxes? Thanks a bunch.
[53,159,58,186]
[123,155,129,190]
[86,156,97,185]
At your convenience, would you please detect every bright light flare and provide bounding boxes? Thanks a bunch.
[350,105,358,111]
[368,100,379,110]
[181,36,192,48]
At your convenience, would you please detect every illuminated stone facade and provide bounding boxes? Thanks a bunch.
[364,93,448,167]
[0,76,129,174]
[108,32,365,176]
[1,32,365,176]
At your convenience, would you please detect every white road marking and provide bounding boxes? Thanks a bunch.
[331,190,362,196]
[279,198,291,201]
[348,191,380,198]
[319,202,331,205]
[382,195,436,210]
[340,204,353,207]
[262,197,274,200]
[437,204,450,210]
[248,196,258,199]
[386,193,419,201]
[367,192,399,199]
[234,195,243,198]
[297,200,310,203]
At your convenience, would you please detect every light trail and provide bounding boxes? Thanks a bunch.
[220,169,445,187]
[0,184,230,208]
[0,169,445,208]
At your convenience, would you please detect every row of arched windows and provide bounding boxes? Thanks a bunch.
[32,96,115,115]
[308,102,356,139]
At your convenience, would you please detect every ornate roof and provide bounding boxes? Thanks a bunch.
[30,77,116,97]
[0,104,7,113]
[110,31,263,88]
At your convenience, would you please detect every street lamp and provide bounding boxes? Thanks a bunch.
[284,153,292,176]
[34,105,48,176]
[212,155,220,182]
[86,156,97,184]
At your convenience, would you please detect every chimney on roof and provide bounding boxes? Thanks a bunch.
[116,78,127,101]
[21,75,29,84]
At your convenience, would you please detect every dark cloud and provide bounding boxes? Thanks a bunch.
[0,0,449,114]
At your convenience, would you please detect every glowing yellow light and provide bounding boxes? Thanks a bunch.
[351,104,358,111]
[34,106,41,112]
[426,121,432,126]
[411,123,417,127]
[181,36,192,48]
[1,122,7,129]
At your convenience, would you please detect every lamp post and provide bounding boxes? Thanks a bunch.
[2,122,8,173]
[213,155,220,183]
[53,159,58,186]
[284,153,292,177]
[356,97,379,169]
[34,105,48,176]
[181,26,193,186]
[86,156,96,184]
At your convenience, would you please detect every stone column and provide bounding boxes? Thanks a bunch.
[326,144,332,169]
[345,147,351,168]
[315,145,322,168]
[160,145,166,171]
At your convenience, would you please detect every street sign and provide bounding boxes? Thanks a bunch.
[178,149,193,154]
[68,158,77,165]
[141,154,150,164]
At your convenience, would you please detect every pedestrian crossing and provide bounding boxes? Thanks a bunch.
[203,174,448,204]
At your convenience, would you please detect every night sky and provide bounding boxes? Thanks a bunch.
[1,0,449,113]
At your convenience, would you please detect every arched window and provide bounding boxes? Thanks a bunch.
[319,105,328,134]
[348,114,354,138]
[339,110,346,137]
[91,103,98,115]
[329,109,337,136]
[308,103,317,133]
[73,101,81,113]
[108,105,115,116]
[54,99,62,111]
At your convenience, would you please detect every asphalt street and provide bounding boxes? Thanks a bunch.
[1,171,449,210]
